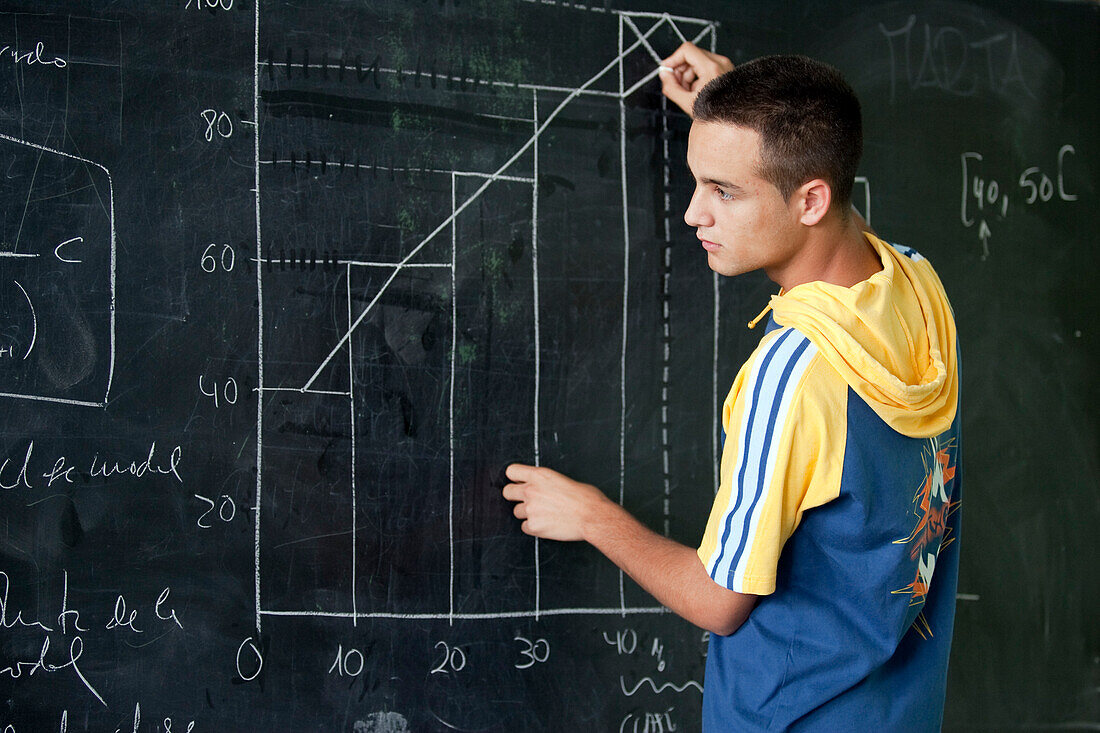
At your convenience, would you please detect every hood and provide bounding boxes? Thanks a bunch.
[757,233,958,438]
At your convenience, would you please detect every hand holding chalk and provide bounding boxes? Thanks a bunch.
[658,42,734,117]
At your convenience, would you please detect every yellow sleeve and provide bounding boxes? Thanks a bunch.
[697,327,847,594]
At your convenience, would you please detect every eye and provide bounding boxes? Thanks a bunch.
[715,187,734,202]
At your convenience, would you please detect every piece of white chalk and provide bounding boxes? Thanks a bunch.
[658,65,674,73]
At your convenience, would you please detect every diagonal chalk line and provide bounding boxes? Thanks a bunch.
[664,13,690,45]
[621,14,665,65]
[300,16,677,392]
[621,23,714,100]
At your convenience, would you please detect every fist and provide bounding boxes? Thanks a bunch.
[501,463,613,542]
[659,41,734,117]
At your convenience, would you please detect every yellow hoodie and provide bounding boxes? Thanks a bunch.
[758,232,958,439]
[699,233,961,595]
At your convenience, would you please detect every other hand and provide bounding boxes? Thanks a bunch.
[502,464,615,542]
[659,42,734,116]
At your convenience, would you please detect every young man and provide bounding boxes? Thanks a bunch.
[503,42,961,731]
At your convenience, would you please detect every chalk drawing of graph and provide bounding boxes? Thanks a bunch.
[251,5,723,628]
[0,134,116,408]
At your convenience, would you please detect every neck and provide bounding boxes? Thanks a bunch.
[771,214,882,291]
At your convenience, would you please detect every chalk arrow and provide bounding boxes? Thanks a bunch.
[978,220,991,261]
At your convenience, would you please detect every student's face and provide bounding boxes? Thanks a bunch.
[684,122,803,279]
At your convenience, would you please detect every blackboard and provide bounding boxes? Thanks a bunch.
[0,1,1095,731]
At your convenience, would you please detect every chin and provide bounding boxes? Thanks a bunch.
[706,254,747,278]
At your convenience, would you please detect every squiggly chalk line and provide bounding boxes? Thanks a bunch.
[620,676,703,696]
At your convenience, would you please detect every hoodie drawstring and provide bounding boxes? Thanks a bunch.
[747,290,784,329]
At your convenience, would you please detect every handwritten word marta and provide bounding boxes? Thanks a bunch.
[878,15,1041,101]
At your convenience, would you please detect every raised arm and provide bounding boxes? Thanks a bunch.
[658,41,734,116]
[502,463,756,636]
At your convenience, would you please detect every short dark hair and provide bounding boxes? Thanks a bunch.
[692,55,862,217]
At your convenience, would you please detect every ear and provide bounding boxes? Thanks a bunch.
[794,179,832,226]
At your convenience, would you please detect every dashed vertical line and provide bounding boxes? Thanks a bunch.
[532,91,541,467]
[532,89,541,622]
[660,95,672,537]
[617,14,629,617]
[347,263,357,626]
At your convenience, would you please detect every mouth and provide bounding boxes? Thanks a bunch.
[699,238,722,253]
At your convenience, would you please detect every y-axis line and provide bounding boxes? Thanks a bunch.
[253,0,264,634]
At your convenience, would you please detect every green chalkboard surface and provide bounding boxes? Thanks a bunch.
[0,1,1095,730]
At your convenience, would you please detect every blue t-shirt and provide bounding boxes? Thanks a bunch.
[700,242,961,731]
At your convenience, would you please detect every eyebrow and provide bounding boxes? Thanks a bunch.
[701,176,744,191]
[686,164,743,192]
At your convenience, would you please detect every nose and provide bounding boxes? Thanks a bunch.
[684,188,713,229]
